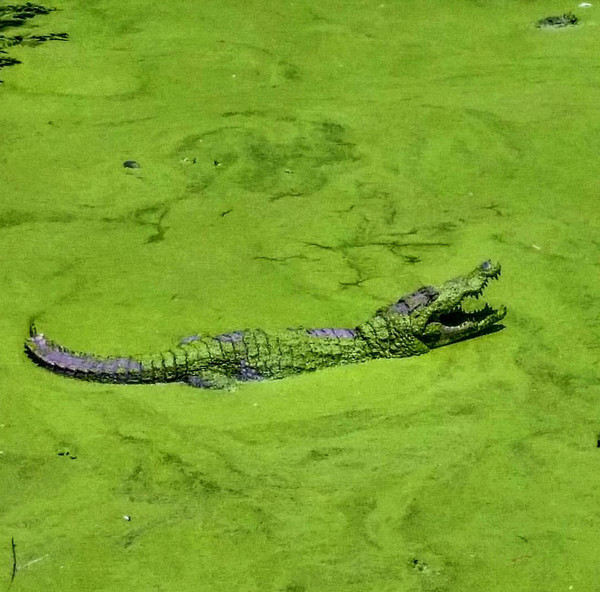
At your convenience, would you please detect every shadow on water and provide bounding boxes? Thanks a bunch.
[0,3,68,81]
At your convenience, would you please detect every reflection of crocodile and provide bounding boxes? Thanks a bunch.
[25,261,507,389]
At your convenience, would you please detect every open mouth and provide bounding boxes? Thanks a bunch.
[428,300,507,337]
[421,265,506,344]
[434,302,500,330]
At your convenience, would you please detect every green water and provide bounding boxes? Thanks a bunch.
[1,0,599,590]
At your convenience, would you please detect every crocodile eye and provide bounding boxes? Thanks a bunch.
[481,260,492,271]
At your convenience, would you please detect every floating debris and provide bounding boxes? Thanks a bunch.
[57,450,77,459]
[536,13,579,28]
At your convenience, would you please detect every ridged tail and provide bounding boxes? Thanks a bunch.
[25,323,151,384]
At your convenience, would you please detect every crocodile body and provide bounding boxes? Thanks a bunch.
[25,261,506,389]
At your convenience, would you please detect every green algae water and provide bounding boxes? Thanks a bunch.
[1,0,599,590]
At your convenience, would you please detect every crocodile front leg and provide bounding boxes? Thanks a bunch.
[185,371,239,390]
[185,358,265,390]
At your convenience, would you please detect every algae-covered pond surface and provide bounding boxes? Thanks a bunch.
[1,0,599,590]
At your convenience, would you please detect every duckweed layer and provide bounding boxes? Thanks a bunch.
[0,1,598,590]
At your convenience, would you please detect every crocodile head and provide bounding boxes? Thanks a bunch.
[389,260,507,348]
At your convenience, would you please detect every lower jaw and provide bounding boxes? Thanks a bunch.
[423,317,504,345]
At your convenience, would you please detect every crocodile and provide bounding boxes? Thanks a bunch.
[24,260,506,389]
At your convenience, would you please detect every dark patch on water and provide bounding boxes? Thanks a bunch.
[121,452,227,505]
[411,558,429,572]
[536,13,578,28]
[304,447,345,463]
[173,116,361,199]
[282,585,306,592]
[57,450,77,460]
